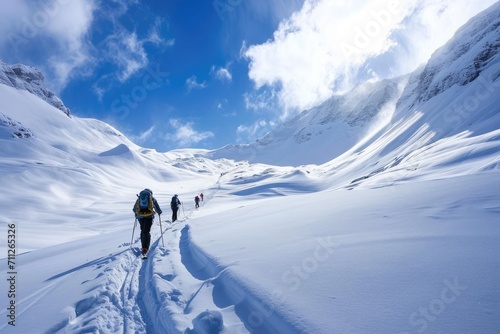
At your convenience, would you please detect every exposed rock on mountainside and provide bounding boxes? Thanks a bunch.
[0,113,34,139]
[403,2,500,108]
[0,60,70,116]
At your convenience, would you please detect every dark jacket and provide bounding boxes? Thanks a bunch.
[171,196,181,209]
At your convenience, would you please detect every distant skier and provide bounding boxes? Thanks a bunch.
[133,189,162,256]
[200,193,204,201]
[195,195,200,208]
[171,194,181,222]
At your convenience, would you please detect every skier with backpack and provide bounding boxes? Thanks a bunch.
[195,195,200,208]
[171,194,181,222]
[133,189,162,256]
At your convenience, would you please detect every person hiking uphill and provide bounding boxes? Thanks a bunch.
[200,193,204,201]
[195,195,200,208]
[171,194,181,222]
[133,189,162,256]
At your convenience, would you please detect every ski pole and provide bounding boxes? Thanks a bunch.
[159,214,165,247]
[130,218,137,248]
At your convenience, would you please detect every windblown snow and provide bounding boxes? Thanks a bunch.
[1,2,500,334]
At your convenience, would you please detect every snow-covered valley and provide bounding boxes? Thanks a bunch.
[1,2,500,333]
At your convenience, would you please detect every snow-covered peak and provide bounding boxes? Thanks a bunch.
[0,60,70,116]
[0,4,500,334]
[210,77,405,166]
[212,2,500,169]
[400,1,500,109]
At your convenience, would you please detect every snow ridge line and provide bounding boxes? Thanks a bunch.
[181,224,309,333]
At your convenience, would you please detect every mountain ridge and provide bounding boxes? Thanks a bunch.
[211,1,500,168]
[403,1,500,109]
[0,4,500,333]
[0,2,499,175]
[209,76,406,166]
[0,59,71,116]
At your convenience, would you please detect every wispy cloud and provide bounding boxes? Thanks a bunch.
[244,89,279,116]
[146,17,175,48]
[244,0,498,117]
[105,16,174,83]
[131,125,156,144]
[216,99,237,117]
[0,0,173,94]
[104,29,149,82]
[211,64,232,82]
[185,75,208,92]
[166,119,214,147]
[236,119,275,143]
[97,10,174,88]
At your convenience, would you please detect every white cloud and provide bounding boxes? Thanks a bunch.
[0,0,97,92]
[104,29,149,83]
[243,89,281,118]
[44,0,94,48]
[145,17,175,48]
[132,125,156,144]
[47,0,97,90]
[244,0,498,117]
[166,119,214,147]
[185,75,208,92]
[236,119,272,143]
[93,13,173,95]
[211,65,232,82]
[0,2,30,43]
[0,0,174,93]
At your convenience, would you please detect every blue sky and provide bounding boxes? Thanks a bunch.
[0,0,497,152]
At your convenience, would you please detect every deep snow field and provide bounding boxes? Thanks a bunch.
[0,82,499,332]
[1,2,500,332]
[0,154,499,333]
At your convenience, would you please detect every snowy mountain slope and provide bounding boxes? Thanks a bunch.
[315,1,500,191]
[1,163,499,333]
[0,82,236,253]
[211,2,500,170]
[0,2,500,334]
[185,170,500,334]
[0,113,34,139]
[403,3,500,108]
[0,60,70,116]
[210,77,406,166]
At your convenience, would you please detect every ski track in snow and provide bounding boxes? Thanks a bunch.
[2,5,500,331]
[48,175,303,333]
[47,248,146,333]
[47,224,179,333]
[46,178,241,333]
